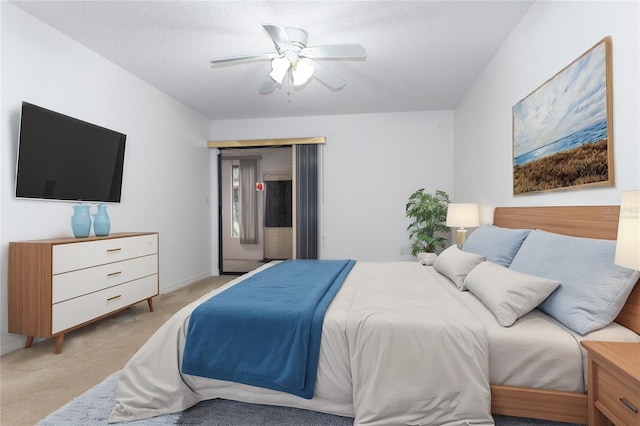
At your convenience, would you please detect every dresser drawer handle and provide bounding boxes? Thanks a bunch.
[107,295,122,302]
[106,248,122,253]
[107,271,122,277]
[620,398,638,414]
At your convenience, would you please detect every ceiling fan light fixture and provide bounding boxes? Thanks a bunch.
[269,57,290,84]
[210,24,366,93]
[292,58,314,87]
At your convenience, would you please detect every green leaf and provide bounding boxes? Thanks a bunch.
[405,188,451,256]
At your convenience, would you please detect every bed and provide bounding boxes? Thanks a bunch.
[490,206,640,424]
[109,206,640,425]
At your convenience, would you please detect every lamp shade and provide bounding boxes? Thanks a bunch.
[269,57,290,84]
[446,203,480,228]
[615,190,640,270]
[292,58,314,86]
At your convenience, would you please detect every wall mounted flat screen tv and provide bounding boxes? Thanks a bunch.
[15,102,126,203]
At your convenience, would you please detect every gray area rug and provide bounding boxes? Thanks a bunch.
[38,371,579,425]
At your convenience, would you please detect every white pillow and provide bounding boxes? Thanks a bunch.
[433,245,485,290]
[464,261,560,327]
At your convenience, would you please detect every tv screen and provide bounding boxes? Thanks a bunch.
[15,102,126,203]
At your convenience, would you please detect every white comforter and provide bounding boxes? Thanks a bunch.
[110,262,493,425]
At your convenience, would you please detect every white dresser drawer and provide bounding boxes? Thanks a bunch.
[53,234,158,274]
[52,274,158,334]
[52,254,158,303]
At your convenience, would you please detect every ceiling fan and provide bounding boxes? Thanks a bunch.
[210,24,367,93]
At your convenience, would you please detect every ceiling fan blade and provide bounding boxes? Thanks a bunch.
[259,75,279,93]
[262,24,294,51]
[210,52,279,65]
[300,43,367,59]
[284,27,308,47]
[308,61,345,90]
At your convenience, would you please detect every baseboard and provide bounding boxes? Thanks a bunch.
[160,270,220,294]
[1,336,29,357]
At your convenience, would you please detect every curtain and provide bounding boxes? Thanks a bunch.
[296,145,318,259]
[239,159,258,244]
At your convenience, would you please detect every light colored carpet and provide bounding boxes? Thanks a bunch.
[0,275,235,426]
[223,259,266,274]
[38,370,579,426]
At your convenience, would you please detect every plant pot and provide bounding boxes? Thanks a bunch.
[416,252,437,266]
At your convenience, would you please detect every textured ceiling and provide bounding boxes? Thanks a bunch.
[12,1,534,120]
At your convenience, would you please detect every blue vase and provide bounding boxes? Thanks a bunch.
[93,204,111,237]
[71,205,91,238]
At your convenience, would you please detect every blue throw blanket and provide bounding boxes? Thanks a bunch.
[181,259,356,399]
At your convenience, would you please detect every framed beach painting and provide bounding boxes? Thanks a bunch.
[512,36,613,195]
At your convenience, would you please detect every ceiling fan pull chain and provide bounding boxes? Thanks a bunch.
[287,71,293,99]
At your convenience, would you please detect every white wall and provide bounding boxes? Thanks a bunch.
[454,1,640,223]
[212,110,455,261]
[1,3,215,355]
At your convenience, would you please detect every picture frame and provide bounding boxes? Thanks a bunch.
[512,36,613,195]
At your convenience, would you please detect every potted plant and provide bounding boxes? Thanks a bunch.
[405,188,451,263]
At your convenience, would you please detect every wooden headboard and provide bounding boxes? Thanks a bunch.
[493,205,640,335]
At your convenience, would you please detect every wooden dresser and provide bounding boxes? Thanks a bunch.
[8,232,159,354]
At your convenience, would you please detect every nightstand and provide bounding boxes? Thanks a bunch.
[581,341,640,426]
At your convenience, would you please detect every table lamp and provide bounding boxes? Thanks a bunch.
[446,203,480,248]
[615,190,640,270]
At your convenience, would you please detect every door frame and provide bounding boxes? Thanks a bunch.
[211,137,325,274]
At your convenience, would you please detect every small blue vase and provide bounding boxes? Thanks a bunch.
[71,205,91,238]
[93,204,111,237]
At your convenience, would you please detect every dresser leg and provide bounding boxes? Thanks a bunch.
[147,297,154,312]
[55,334,65,354]
[25,336,34,348]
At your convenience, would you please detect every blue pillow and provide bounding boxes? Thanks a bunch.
[508,230,640,335]
[462,225,531,267]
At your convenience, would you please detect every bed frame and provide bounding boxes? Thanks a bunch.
[491,205,640,425]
